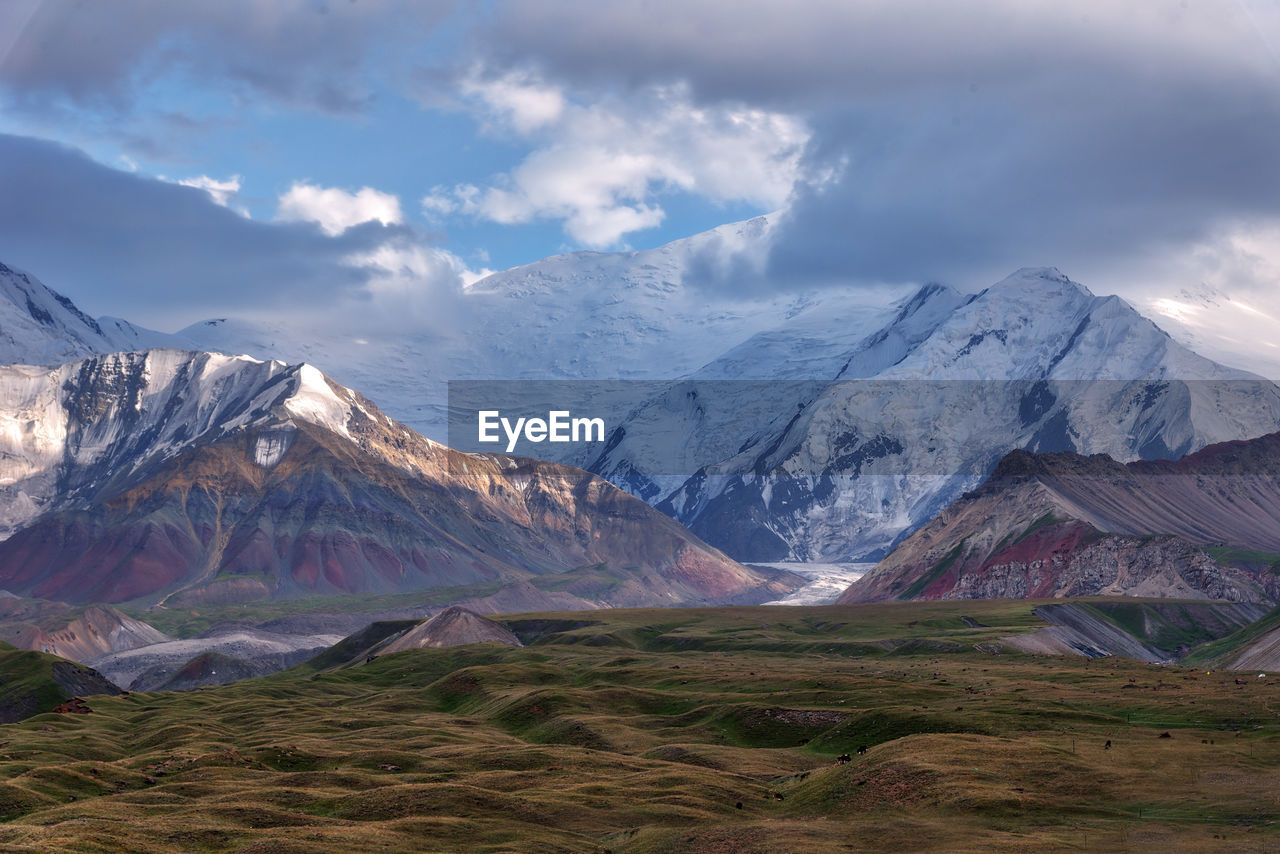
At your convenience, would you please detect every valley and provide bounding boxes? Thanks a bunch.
[5,10,1280,853]
[2,601,1280,852]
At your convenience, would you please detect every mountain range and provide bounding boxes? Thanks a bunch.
[585,268,1280,562]
[168,231,1280,564]
[1,218,1278,613]
[0,346,791,610]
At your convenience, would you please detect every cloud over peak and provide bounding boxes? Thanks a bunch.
[426,78,809,247]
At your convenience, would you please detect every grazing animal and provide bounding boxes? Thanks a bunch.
[1104,740,1111,750]
[837,754,851,764]
[856,745,868,755]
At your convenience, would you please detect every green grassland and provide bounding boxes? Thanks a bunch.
[1204,547,1280,576]
[0,642,74,724]
[2,600,1280,852]
[0,642,120,724]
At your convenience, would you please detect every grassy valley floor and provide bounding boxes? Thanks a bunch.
[1,600,1279,852]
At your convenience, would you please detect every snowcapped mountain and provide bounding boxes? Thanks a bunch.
[178,216,911,437]
[591,268,1280,561]
[0,349,309,537]
[0,349,793,608]
[0,262,184,366]
[4,226,1277,573]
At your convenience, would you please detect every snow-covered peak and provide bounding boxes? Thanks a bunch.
[870,267,1257,383]
[986,266,1094,297]
[0,261,113,366]
[0,349,373,539]
[283,363,352,438]
[0,262,190,367]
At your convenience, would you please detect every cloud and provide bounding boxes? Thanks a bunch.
[1108,219,1280,379]
[276,183,404,236]
[348,240,491,296]
[7,0,1280,378]
[459,68,565,133]
[176,174,241,208]
[0,134,458,327]
[426,78,809,247]
[0,0,454,115]
[481,0,1280,106]
[469,0,1280,290]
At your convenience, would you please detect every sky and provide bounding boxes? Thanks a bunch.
[0,0,1278,374]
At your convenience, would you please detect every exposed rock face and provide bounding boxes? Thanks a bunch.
[1224,626,1280,672]
[48,660,123,701]
[379,606,522,654]
[841,432,1280,603]
[28,605,169,660]
[947,536,1271,603]
[0,598,170,660]
[0,350,792,610]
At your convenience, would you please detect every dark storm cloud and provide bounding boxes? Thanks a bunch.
[766,72,1280,289]
[0,0,453,114]
[0,134,407,323]
[478,0,1280,290]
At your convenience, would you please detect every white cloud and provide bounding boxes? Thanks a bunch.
[276,182,404,236]
[178,174,242,208]
[334,241,492,337]
[427,77,810,248]
[460,68,565,133]
[346,242,488,295]
[1110,221,1280,379]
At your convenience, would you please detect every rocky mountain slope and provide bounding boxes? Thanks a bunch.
[0,349,793,610]
[1001,601,1268,662]
[128,651,288,693]
[377,605,522,654]
[0,599,170,660]
[839,431,1280,603]
[85,623,344,688]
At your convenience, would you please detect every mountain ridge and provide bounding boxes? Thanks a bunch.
[592,267,1280,561]
[4,243,1279,569]
[839,430,1280,603]
[0,348,794,609]
[0,261,184,366]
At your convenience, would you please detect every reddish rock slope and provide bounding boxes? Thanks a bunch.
[840,432,1280,603]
